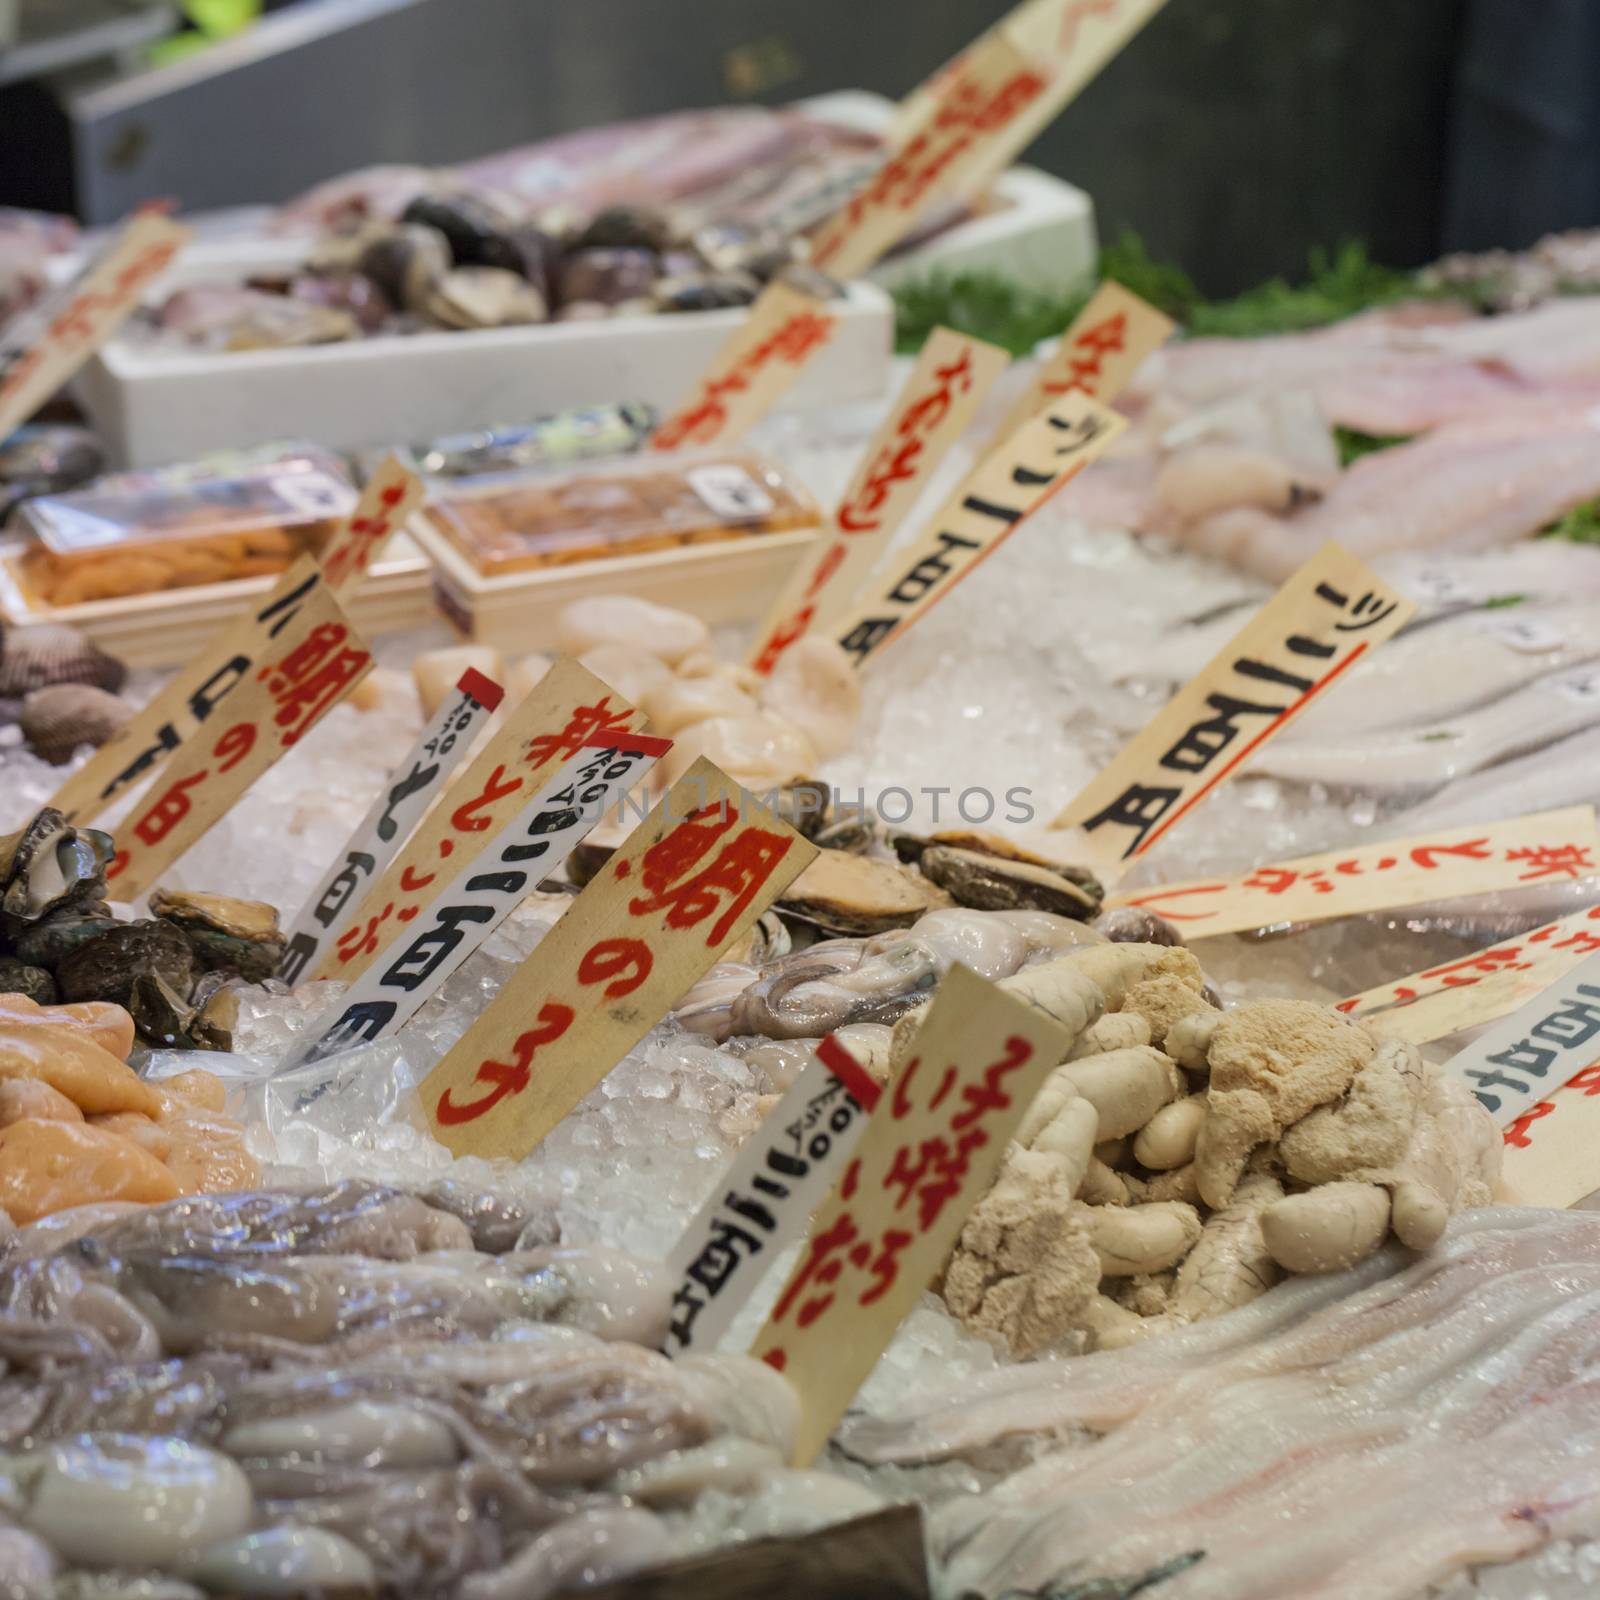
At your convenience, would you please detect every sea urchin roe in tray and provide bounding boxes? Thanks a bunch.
[423,449,817,576]
[5,459,357,608]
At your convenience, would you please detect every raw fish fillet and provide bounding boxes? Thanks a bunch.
[1418,297,1600,386]
[1249,661,1600,791]
[1372,542,1600,614]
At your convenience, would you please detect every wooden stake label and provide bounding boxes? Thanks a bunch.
[1109,807,1600,938]
[1437,952,1600,1127]
[663,1036,880,1356]
[1340,902,1600,1046]
[984,281,1172,451]
[828,389,1124,668]
[1052,543,1415,866]
[0,211,189,441]
[419,758,817,1160]
[309,658,639,984]
[810,34,1051,282]
[285,734,669,1068]
[1499,1057,1600,1209]
[321,456,426,599]
[49,557,329,826]
[279,668,505,985]
[651,282,838,452]
[105,587,373,900]
[748,962,1072,1465]
[747,329,1009,675]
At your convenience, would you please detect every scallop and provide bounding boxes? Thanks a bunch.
[0,625,126,697]
[557,596,709,666]
[185,1527,375,1597]
[22,1436,253,1567]
[20,684,132,764]
[221,1401,458,1468]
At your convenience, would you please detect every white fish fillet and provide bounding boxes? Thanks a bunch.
[1393,724,1600,833]
[1250,662,1600,791]
[1372,542,1600,613]
[1418,297,1600,386]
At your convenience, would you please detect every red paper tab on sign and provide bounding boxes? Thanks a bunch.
[651,281,838,452]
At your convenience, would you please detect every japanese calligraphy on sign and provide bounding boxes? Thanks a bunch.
[419,758,817,1161]
[49,558,331,827]
[320,456,426,600]
[809,35,1050,282]
[279,668,504,987]
[1499,1057,1600,1209]
[1340,902,1600,1046]
[650,281,838,452]
[664,1035,880,1356]
[1440,952,1600,1127]
[748,962,1072,1465]
[747,329,1009,677]
[1108,807,1600,938]
[984,281,1172,452]
[0,211,190,442]
[105,585,373,901]
[286,734,669,1069]
[311,658,637,984]
[1052,543,1415,867]
[828,388,1125,669]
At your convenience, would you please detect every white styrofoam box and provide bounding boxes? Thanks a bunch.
[0,530,435,669]
[72,247,895,468]
[413,514,819,654]
[802,90,1099,296]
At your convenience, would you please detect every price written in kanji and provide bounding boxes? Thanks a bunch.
[1343,903,1600,1046]
[310,659,639,984]
[983,281,1173,452]
[747,328,1009,677]
[105,585,373,901]
[286,734,670,1069]
[48,557,331,826]
[828,387,1125,669]
[651,281,838,452]
[1052,542,1416,867]
[663,1034,881,1357]
[419,757,819,1161]
[279,668,505,986]
[320,456,426,600]
[1109,807,1600,938]
[0,210,190,441]
[748,962,1072,1466]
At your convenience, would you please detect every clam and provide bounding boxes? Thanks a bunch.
[190,971,240,1053]
[894,827,1104,895]
[779,848,953,937]
[18,683,131,764]
[56,919,196,1012]
[0,623,126,696]
[0,957,56,1004]
[149,889,286,983]
[402,192,524,271]
[422,266,546,330]
[288,269,392,334]
[185,1526,376,1598]
[555,248,658,308]
[21,1435,253,1568]
[0,808,108,923]
[355,223,451,312]
[916,845,1101,920]
[769,779,833,840]
[13,903,118,968]
[127,970,202,1051]
[1092,905,1187,947]
[576,203,675,253]
[654,271,760,312]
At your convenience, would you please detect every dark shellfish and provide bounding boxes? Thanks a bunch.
[149,888,285,983]
[0,956,56,1005]
[18,683,132,765]
[1092,905,1188,948]
[56,919,196,1011]
[916,845,1101,920]
[0,625,126,697]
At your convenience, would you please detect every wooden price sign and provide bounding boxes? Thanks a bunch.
[663,1034,880,1356]
[1340,902,1600,1046]
[49,557,329,826]
[983,281,1173,452]
[105,585,373,900]
[746,328,1009,676]
[419,758,817,1160]
[809,34,1050,282]
[1436,951,1600,1129]
[1052,543,1415,868]
[1499,1041,1600,1210]
[309,658,638,984]
[650,281,838,452]
[748,962,1073,1466]
[320,456,427,599]
[279,668,505,985]
[0,211,189,441]
[1109,807,1600,939]
[828,388,1124,669]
